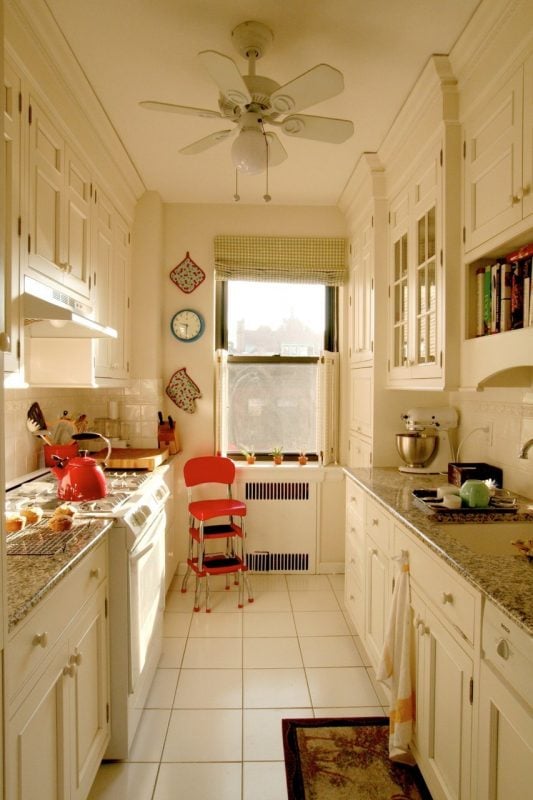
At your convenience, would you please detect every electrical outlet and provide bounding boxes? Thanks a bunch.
[484,422,494,447]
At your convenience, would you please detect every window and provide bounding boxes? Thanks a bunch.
[216,280,338,459]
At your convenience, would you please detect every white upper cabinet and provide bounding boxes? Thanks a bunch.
[463,52,533,255]
[26,95,92,302]
[381,55,462,390]
[348,218,374,365]
[2,57,22,372]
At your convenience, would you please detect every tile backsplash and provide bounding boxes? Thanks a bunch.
[450,388,533,497]
[4,379,164,482]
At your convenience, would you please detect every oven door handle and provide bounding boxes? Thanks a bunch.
[130,540,155,562]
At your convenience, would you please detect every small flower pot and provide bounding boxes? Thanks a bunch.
[273,455,283,465]
[246,455,256,464]
[298,455,308,465]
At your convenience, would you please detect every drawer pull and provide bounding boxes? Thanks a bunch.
[371,518,379,526]
[69,652,83,666]
[32,632,48,648]
[441,592,454,605]
[63,663,76,678]
[415,616,427,636]
[496,638,510,660]
[90,567,101,579]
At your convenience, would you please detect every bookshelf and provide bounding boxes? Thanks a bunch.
[462,240,533,388]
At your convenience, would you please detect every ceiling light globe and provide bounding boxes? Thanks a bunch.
[231,128,267,175]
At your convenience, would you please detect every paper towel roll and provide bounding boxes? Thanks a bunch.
[108,400,119,420]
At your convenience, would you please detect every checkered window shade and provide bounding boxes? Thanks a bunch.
[214,235,347,285]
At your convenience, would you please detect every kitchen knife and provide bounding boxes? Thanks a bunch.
[158,411,164,425]
[168,415,174,429]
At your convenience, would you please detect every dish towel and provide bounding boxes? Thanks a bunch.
[376,551,416,765]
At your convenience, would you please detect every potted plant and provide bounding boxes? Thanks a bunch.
[270,446,283,465]
[241,447,256,464]
[298,451,308,465]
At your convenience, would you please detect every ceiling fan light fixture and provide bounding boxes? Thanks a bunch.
[231,125,267,174]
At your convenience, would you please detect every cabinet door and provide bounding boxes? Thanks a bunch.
[413,590,473,800]
[348,433,372,468]
[27,95,65,284]
[63,146,92,301]
[463,68,523,251]
[349,367,372,439]
[68,585,109,800]
[349,218,374,365]
[523,52,533,221]
[2,59,22,371]
[6,642,70,800]
[389,189,410,378]
[477,660,533,800]
[364,533,390,669]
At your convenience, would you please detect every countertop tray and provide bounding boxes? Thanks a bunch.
[412,489,517,515]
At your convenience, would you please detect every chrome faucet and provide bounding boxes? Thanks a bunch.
[519,438,533,459]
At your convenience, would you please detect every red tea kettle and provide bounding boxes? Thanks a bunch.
[51,432,111,501]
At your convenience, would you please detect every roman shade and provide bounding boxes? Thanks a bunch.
[214,235,347,285]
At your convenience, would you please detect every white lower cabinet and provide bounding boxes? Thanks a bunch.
[476,660,533,800]
[6,542,109,800]
[410,584,474,800]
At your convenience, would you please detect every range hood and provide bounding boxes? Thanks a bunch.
[23,276,117,338]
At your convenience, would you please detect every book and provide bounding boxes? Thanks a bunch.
[483,265,492,335]
[475,267,485,336]
[506,241,533,263]
[523,258,531,328]
[511,261,524,329]
[500,262,512,332]
[491,262,501,333]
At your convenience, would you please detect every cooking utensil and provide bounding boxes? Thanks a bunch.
[51,418,76,444]
[26,402,53,445]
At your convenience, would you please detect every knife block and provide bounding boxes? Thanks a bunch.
[157,422,180,455]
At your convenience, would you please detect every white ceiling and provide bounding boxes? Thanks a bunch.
[44,0,480,206]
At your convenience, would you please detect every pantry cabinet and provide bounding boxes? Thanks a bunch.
[463,52,533,255]
[6,540,110,800]
[347,367,372,468]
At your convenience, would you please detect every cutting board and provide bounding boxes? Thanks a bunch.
[97,447,169,471]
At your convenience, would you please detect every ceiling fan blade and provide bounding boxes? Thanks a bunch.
[270,64,344,114]
[279,114,354,143]
[198,50,252,107]
[265,133,288,167]
[179,129,235,155]
[140,100,222,119]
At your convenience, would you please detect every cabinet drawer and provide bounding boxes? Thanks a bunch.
[345,479,366,523]
[6,540,107,704]
[365,497,392,553]
[395,525,477,643]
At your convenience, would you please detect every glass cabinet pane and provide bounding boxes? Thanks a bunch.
[415,206,437,365]
[392,232,409,367]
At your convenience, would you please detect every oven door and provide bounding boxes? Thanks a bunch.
[128,507,166,692]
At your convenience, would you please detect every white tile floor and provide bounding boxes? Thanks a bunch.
[88,572,388,800]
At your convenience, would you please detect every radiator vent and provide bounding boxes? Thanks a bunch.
[248,551,310,572]
[245,481,310,501]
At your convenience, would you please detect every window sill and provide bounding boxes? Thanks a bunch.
[234,462,344,483]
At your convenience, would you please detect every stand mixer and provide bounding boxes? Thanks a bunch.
[396,407,458,474]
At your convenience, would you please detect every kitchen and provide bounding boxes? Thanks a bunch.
[1,0,533,799]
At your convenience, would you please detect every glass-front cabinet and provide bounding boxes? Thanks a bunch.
[388,144,444,387]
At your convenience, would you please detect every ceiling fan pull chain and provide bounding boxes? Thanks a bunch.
[234,170,240,202]
[263,122,272,203]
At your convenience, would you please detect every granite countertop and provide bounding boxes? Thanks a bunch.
[344,467,533,636]
[7,519,112,632]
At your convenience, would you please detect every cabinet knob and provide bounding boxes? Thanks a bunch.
[32,632,48,648]
[441,592,454,605]
[496,638,510,660]
[90,567,101,579]
[63,663,76,678]
[369,547,378,556]
[69,652,83,666]
[415,616,427,636]
[58,261,69,271]
[371,518,379,526]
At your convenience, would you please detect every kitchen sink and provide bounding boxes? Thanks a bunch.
[442,521,533,556]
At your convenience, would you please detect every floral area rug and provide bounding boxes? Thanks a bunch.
[282,717,432,800]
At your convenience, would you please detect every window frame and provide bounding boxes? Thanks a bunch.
[215,280,338,461]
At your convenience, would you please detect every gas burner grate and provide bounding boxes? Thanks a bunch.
[6,520,96,555]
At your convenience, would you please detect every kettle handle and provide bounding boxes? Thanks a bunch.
[71,432,112,465]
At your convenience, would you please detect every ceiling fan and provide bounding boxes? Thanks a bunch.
[140,20,354,178]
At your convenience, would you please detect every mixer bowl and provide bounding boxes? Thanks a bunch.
[396,432,438,467]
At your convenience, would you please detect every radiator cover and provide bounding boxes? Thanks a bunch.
[237,479,317,572]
